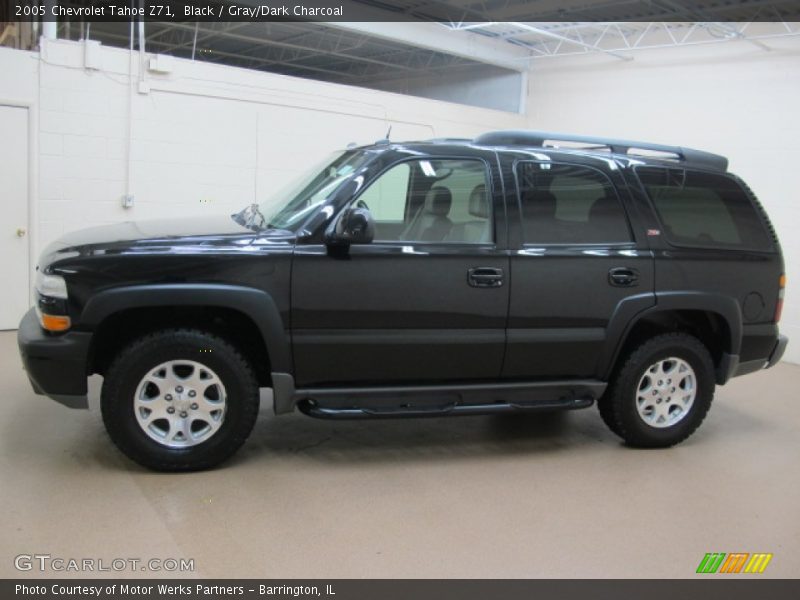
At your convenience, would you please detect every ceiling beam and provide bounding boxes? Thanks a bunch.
[509,22,634,61]
[160,22,425,72]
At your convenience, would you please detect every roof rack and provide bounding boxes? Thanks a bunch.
[427,137,473,144]
[473,130,728,172]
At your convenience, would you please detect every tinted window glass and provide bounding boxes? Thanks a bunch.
[358,162,410,222]
[516,162,631,244]
[356,159,492,243]
[637,168,771,250]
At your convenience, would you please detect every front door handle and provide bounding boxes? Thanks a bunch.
[608,267,639,287]
[468,267,504,288]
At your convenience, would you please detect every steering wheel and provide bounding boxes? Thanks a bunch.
[355,199,370,210]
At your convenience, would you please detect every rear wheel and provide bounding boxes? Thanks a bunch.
[101,329,259,471]
[598,333,714,448]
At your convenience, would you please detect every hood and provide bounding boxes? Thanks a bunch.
[38,214,296,269]
[50,214,254,249]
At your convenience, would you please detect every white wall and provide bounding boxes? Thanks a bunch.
[528,39,800,363]
[369,64,525,113]
[0,38,526,261]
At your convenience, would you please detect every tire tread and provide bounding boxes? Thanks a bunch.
[101,328,259,471]
[599,332,714,448]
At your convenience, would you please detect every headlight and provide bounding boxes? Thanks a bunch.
[35,270,68,299]
[35,270,71,332]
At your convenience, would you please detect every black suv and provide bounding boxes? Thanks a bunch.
[18,130,788,471]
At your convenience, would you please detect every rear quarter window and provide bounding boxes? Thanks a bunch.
[636,167,773,251]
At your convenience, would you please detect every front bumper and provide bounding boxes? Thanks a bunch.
[17,308,91,409]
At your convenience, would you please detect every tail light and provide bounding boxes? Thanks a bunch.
[775,274,785,323]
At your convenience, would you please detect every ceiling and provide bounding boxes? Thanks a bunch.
[53,0,800,88]
[74,21,491,85]
[352,0,800,22]
[445,21,800,61]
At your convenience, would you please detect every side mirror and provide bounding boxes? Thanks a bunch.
[326,207,375,246]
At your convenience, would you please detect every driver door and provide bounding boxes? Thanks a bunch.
[290,153,509,388]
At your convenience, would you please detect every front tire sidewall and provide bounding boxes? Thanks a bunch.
[102,332,258,471]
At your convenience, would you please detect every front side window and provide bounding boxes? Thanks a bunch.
[516,162,632,244]
[637,167,772,250]
[355,158,492,243]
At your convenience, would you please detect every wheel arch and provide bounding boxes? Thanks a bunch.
[81,284,291,388]
[602,292,742,385]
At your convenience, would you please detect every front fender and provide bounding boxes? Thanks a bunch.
[79,283,292,374]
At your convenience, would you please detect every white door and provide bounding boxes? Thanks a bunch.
[0,105,30,330]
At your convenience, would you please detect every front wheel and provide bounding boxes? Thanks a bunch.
[598,333,715,448]
[101,329,260,471]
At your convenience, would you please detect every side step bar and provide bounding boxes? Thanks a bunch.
[271,375,606,417]
[297,397,594,420]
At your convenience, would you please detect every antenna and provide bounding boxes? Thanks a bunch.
[385,125,392,140]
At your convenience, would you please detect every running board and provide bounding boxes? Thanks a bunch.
[294,380,604,420]
[297,397,593,419]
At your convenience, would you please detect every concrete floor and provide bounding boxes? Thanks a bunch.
[1,330,798,579]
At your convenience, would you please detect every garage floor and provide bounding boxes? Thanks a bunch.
[1,330,798,579]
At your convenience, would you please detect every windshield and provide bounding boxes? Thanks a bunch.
[252,150,371,232]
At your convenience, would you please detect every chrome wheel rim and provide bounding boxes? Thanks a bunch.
[636,357,696,429]
[134,360,227,448]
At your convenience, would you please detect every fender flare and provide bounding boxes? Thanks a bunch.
[601,291,742,382]
[80,283,291,373]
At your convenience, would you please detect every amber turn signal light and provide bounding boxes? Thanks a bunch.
[39,312,71,332]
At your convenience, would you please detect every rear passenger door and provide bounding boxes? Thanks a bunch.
[501,155,655,379]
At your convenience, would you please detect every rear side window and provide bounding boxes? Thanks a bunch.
[637,167,772,250]
[516,162,632,244]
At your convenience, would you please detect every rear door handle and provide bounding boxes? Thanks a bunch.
[468,267,504,288]
[608,267,639,287]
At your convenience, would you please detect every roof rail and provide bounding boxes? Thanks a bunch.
[426,137,472,144]
[473,130,729,172]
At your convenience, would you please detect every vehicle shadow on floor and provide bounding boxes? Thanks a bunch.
[232,392,775,468]
[5,376,771,473]
[235,408,604,467]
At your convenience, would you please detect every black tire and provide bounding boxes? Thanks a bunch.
[596,389,622,436]
[598,332,715,448]
[101,329,259,471]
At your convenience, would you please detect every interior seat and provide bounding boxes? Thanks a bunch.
[416,187,454,242]
[587,195,628,242]
[447,184,492,243]
[521,189,559,242]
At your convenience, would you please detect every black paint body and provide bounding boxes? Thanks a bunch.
[17,137,787,416]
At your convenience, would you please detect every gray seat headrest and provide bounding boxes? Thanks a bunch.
[468,184,489,219]
[424,187,452,216]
